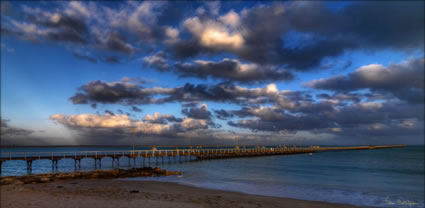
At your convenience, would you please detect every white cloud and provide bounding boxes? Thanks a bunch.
[184,17,244,50]
[181,118,208,130]
[219,10,240,28]
[143,112,175,123]
[69,1,90,18]
[50,114,131,128]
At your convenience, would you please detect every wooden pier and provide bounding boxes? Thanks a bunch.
[0,145,406,174]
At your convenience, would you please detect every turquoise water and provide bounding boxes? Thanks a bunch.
[1,146,424,207]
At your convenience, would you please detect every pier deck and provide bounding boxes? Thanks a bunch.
[0,145,406,174]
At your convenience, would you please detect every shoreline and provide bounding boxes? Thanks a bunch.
[1,178,371,208]
[0,167,181,185]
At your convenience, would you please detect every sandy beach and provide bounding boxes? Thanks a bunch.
[1,178,368,208]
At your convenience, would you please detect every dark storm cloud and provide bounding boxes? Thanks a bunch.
[131,106,142,112]
[168,39,206,59]
[65,72,424,142]
[102,56,121,64]
[69,80,153,105]
[327,102,424,128]
[170,1,424,71]
[287,1,424,62]
[3,1,423,72]
[70,80,292,107]
[1,2,134,60]
[23,12,90,44]
[305,58,424,103]
[214,109,234,120]
[228,114,330,132]
[69,80,229,105]
[96,32,134,55]
[1,23,88,44]
[1,119,34,137]
[174,58,293,83]
[104,110,115,116]
[152,83,230,104]
[31,14,88,34]
[230,4,355,69]
[181,103,212,120]
[339,2,424,49]
[224,98,424,134]
[272,2,423,68]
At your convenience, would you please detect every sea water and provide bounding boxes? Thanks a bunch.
[1,145,424,207]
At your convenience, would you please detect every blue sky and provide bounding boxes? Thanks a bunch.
[1,1,424,145]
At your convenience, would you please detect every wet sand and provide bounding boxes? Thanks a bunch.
[1,178,369,208]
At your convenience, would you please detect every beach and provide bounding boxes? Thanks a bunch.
[1,178,364,208]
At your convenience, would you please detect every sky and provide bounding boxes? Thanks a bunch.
[1,1,424,146]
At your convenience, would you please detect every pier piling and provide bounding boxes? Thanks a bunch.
[26,160,33,173]
[51,160,58,171]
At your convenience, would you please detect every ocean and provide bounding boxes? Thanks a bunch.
[1,145,424,207]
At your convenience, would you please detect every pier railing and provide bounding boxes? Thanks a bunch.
[0,147,309,159]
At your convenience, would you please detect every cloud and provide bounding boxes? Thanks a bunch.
[131,106,142,112]
[49,113,177,136]
[222,98,423,136]
[68,1,90,18]
[67,75,424,141]
[143,51,170,71]
[102,1,181,43]
[170,2,424,71]
[8,7,90,44]
[224,105,330,132]
[180,118,208,130]
[70,79,287,106]
[50,113,131,128]
[102,56,121,64]
[143,112,181,124]
[305,58,425,103]
[1,119,35,137]
[70,79,337,117]
[1,1,177,62]
[181,103,212,120]
[2,1,424,72]
[214,109,234,120]
[69,80,153,105]
[49,112,212,139]
[3,1,422,72]
[95,32,134,55]
[219,10,240,28]
[174,58,293,83]
[104,110,115,116]
[168,13,246,58]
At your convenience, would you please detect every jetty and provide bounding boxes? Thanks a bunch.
[0,145,406,174]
